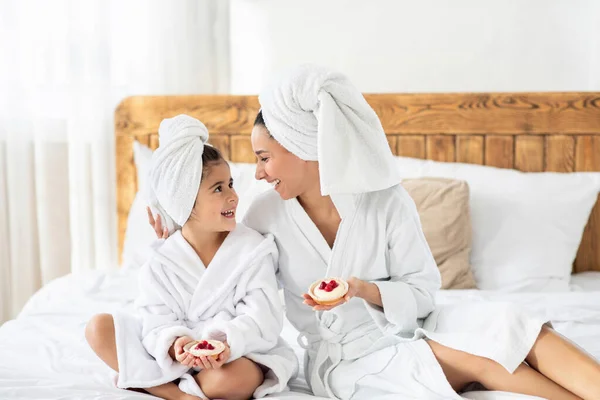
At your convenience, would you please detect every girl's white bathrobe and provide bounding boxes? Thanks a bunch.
[112,224,298,398]
[243,185,547,400]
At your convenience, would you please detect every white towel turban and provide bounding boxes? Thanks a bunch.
[258,64,401,195]
[146,114,209,233]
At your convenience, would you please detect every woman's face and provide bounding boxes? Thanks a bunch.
[250,124,317,200]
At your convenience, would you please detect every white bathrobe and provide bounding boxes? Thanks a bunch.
[112,224,298,398]
[243,186,547,400]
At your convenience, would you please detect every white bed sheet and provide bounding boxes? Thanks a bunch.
[570,271,600,292]
[1,269,599,400]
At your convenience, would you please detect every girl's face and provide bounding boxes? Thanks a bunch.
[186,161,238,232]
[250,124,318,200]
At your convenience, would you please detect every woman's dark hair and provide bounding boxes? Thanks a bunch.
[253,110,273,139]
[254,110,266,127]
[201,145,225,178]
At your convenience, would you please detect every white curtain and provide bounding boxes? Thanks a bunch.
[0,0,230,323]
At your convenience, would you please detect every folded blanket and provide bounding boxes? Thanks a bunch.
[258,64,401,195]
[146,114,208,233]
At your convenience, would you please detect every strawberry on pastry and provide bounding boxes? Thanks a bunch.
[184,339,226,359]
[308,278,349,305]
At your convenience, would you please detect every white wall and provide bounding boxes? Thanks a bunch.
[230,0,600,93]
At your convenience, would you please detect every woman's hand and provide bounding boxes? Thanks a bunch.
[172,336,197,368]
[147,206,169,239]
[302,277,364,311]
[194,341,231,370]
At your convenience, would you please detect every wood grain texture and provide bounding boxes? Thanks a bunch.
[397,136,425,158]
[149,134,159,151]
[574,136,600,273]
[576,198,600,273]
[136,135,150,147]
[575,136,600,172]
[115,93,600,272]
[231,136,256,163]
[115,95,260,137]
[387,135,398,154]
[515,135,544,172]
[208,136,231,160]
[485,136,514,169]
[363,93,600,135]
[426,135,455,162]
[545,135,574,172]
[116,93,600,137]
[456,135,484,164]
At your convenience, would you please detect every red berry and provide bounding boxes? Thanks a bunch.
[207,344,214,350]
[319,281,327,290]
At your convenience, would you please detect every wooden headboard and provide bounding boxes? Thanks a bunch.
[115,93,600,272]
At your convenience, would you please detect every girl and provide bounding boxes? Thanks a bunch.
[85,115,297,400]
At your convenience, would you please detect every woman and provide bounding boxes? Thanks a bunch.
[160,65,600,400]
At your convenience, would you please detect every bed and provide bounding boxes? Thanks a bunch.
[1,92,600,400]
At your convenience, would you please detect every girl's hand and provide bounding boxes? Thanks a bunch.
[173,336,197,368]
[302,277,363,311]
[194,341,231,370]
[147,206,169,239]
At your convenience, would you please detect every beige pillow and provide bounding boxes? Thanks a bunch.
[401,178,476,289]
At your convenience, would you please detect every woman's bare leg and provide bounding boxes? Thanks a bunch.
[195,357,264,400]
[427,340,581,400]
[525,326,600,400]
[85,313,202,400]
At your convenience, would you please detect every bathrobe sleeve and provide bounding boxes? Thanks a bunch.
[365,187,441,335]
[135,260,195,370]
[242,198,284,291]
[202,255,283,362]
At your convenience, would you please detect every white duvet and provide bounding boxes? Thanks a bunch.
[1,269,599,400]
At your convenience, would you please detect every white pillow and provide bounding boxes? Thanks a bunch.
[394,156,600,292]
[120,142,156,269]
[121,142,270,269]
[570,271,600,292]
